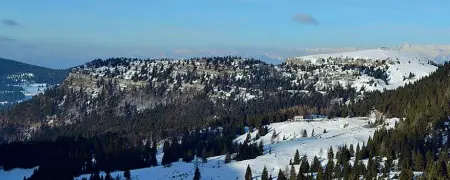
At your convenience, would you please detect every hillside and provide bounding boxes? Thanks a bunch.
[286,48,437,92]
[0,58,69,84]
[393,43,450,64]
[0,54,438,141]
[0,58,70,109]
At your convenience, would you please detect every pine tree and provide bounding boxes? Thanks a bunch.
[436,158,448,179]
[342,162,352,180]
[193,167,201,180]
[201,147,208,163]
[245,133,251,144]
[277,169,287,180]
[290,165,297,180]
[245,165,253,180]
[150,140,158,166]
[413,150,424,171]
[366,158,376,179]
[311,156,320,173]
[162,141,172,166]
[355,143,361,162]
[104,172,112,180]
[333,161,342,178]
[225,152,231,164]
[293,149,301,165]
[183,150,194,162]
[349,144,355,157]
[271,130,277,144]
[299,156,310,174]
[259,141,264,154]
[325,159,334,180]
[425,150,434,171]
[296,168,305,180]
[92,171,101,180]
[399,167,413,180]
[123,169,131,180]
[262,166,269,180]
[316,165,324,180]
[327,146,334,159]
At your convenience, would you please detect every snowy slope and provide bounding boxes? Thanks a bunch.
[0,167,37,180]
[290,48,437,91]
[71,116,398,180]
[393,43,450,64]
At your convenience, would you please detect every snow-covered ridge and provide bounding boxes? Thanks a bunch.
[393,43,450,64]
[287,49,438,91]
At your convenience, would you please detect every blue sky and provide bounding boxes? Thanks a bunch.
[1,0,449,68]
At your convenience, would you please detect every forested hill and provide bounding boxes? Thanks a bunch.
[0,58,70,109]
[0,58,69,84]
[0,55,438,142]
[336,62,450,179]
[349,61,450,125]
[0,56,369,142]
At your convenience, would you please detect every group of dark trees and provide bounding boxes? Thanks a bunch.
[268,143,389,180]
[0,85,25,103]
[160,128,262,166]
[0,124,264,179]
[0,134,152,179]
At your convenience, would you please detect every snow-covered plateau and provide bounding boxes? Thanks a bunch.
[288,48,438,92]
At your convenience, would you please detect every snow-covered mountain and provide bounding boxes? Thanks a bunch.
[393,43,450,64]
[286,48,438,92]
